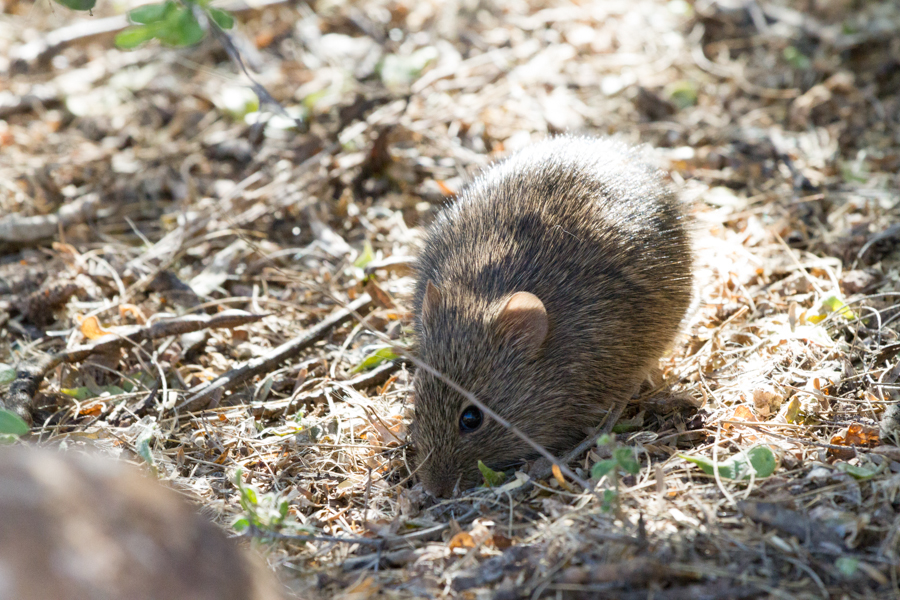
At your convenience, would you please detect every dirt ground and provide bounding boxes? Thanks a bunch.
[2,0,900,598]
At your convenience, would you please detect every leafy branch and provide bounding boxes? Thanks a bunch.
[52,0,234,48]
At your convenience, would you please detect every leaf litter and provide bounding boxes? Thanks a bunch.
[2,0,900,597]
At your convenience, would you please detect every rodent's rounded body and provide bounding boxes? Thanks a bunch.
[0,446,285,600]
[411,136,693,497]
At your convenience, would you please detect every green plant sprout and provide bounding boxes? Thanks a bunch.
[591,434,641,514]
[232,468,290,537]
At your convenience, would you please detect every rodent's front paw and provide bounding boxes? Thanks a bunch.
[528,457,553,479]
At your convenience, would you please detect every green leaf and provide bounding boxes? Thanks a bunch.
[808,294,856,324]
[596,433,613,447]
[613,447,640,475]
[242,485,259,508]
[611,422,640,433]
[353,240,376,269]
[667,80,698,109]
[232,516,250,532]
[680,446,777,480]
[61,386,93,400]
[350,347,398,373]
[478,460,506,487]
[0,409,29,436]
[116,26,159,49]
[835,461,884,481]
[0,364,15,385]
[158,9,205,47]
[783,46,811,70]
[135,427,156,469]
[821,295,856,320]
[600,489,616,512]
[129,1,175,24]
[835,556,859,577]
[207,7,234,29]
[591,458,617,480]
[379,46,439,88]
[53,0,96,10]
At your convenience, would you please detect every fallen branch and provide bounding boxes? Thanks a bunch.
[179,294,373,411]
[0,194,101,245]
[2,309,266,424]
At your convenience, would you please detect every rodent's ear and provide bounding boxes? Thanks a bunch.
[497,292,548,353]
[422,279,442,323]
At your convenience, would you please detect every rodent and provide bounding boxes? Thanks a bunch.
[410,136,693,497]
[0,446,285,600]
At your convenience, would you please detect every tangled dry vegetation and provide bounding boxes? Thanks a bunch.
[2,0,900,598]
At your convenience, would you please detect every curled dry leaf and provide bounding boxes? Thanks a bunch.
[77,315,112,340]
[448,531,475,551]
[828,424,881,459]
[119,303,146,324]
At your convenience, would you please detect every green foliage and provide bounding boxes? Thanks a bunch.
[0,409,30,442]
[208,7,234,29]
[591,434,641,514]
[135,425,158,475]
[680,445,777,481]
[666,80,698,109]
[53,0,96,10]
[478,460,506,487]
[835,556,859,578]
[61,384,127,399]
[591,438,640,480]
[0,364,14,385]
[835,459,886,481]
[807,294,856,324]
[115,0,235,50]
[351,347,399,373]
[353,240,376,269]
[233,468,290,535]
[379,47,439,88]
[783,46,811,71]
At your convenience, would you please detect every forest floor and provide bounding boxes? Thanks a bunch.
[2,0,900,598]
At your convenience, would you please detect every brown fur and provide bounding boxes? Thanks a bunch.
[0,446,286,600]
[411,136,693,497]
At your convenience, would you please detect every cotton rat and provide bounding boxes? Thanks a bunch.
[0,446,285,600]
[411,136,693,497]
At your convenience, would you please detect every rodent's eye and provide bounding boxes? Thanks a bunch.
[459,406,483,433]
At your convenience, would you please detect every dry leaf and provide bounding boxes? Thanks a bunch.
[468,518,494,546]
[78,315,111,340]
[551,463,574,491]
[448,531,475,550]
[831,424,880,447]
[364,279,396,309]
[119,303,146,324]
[335,576,381,600]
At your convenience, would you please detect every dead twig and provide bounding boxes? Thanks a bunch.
[178,294,373,411]
[0,194,101,245]
[2,309,265,424]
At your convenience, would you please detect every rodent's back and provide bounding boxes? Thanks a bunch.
[415,137,689,319]
[412,136,693,497]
